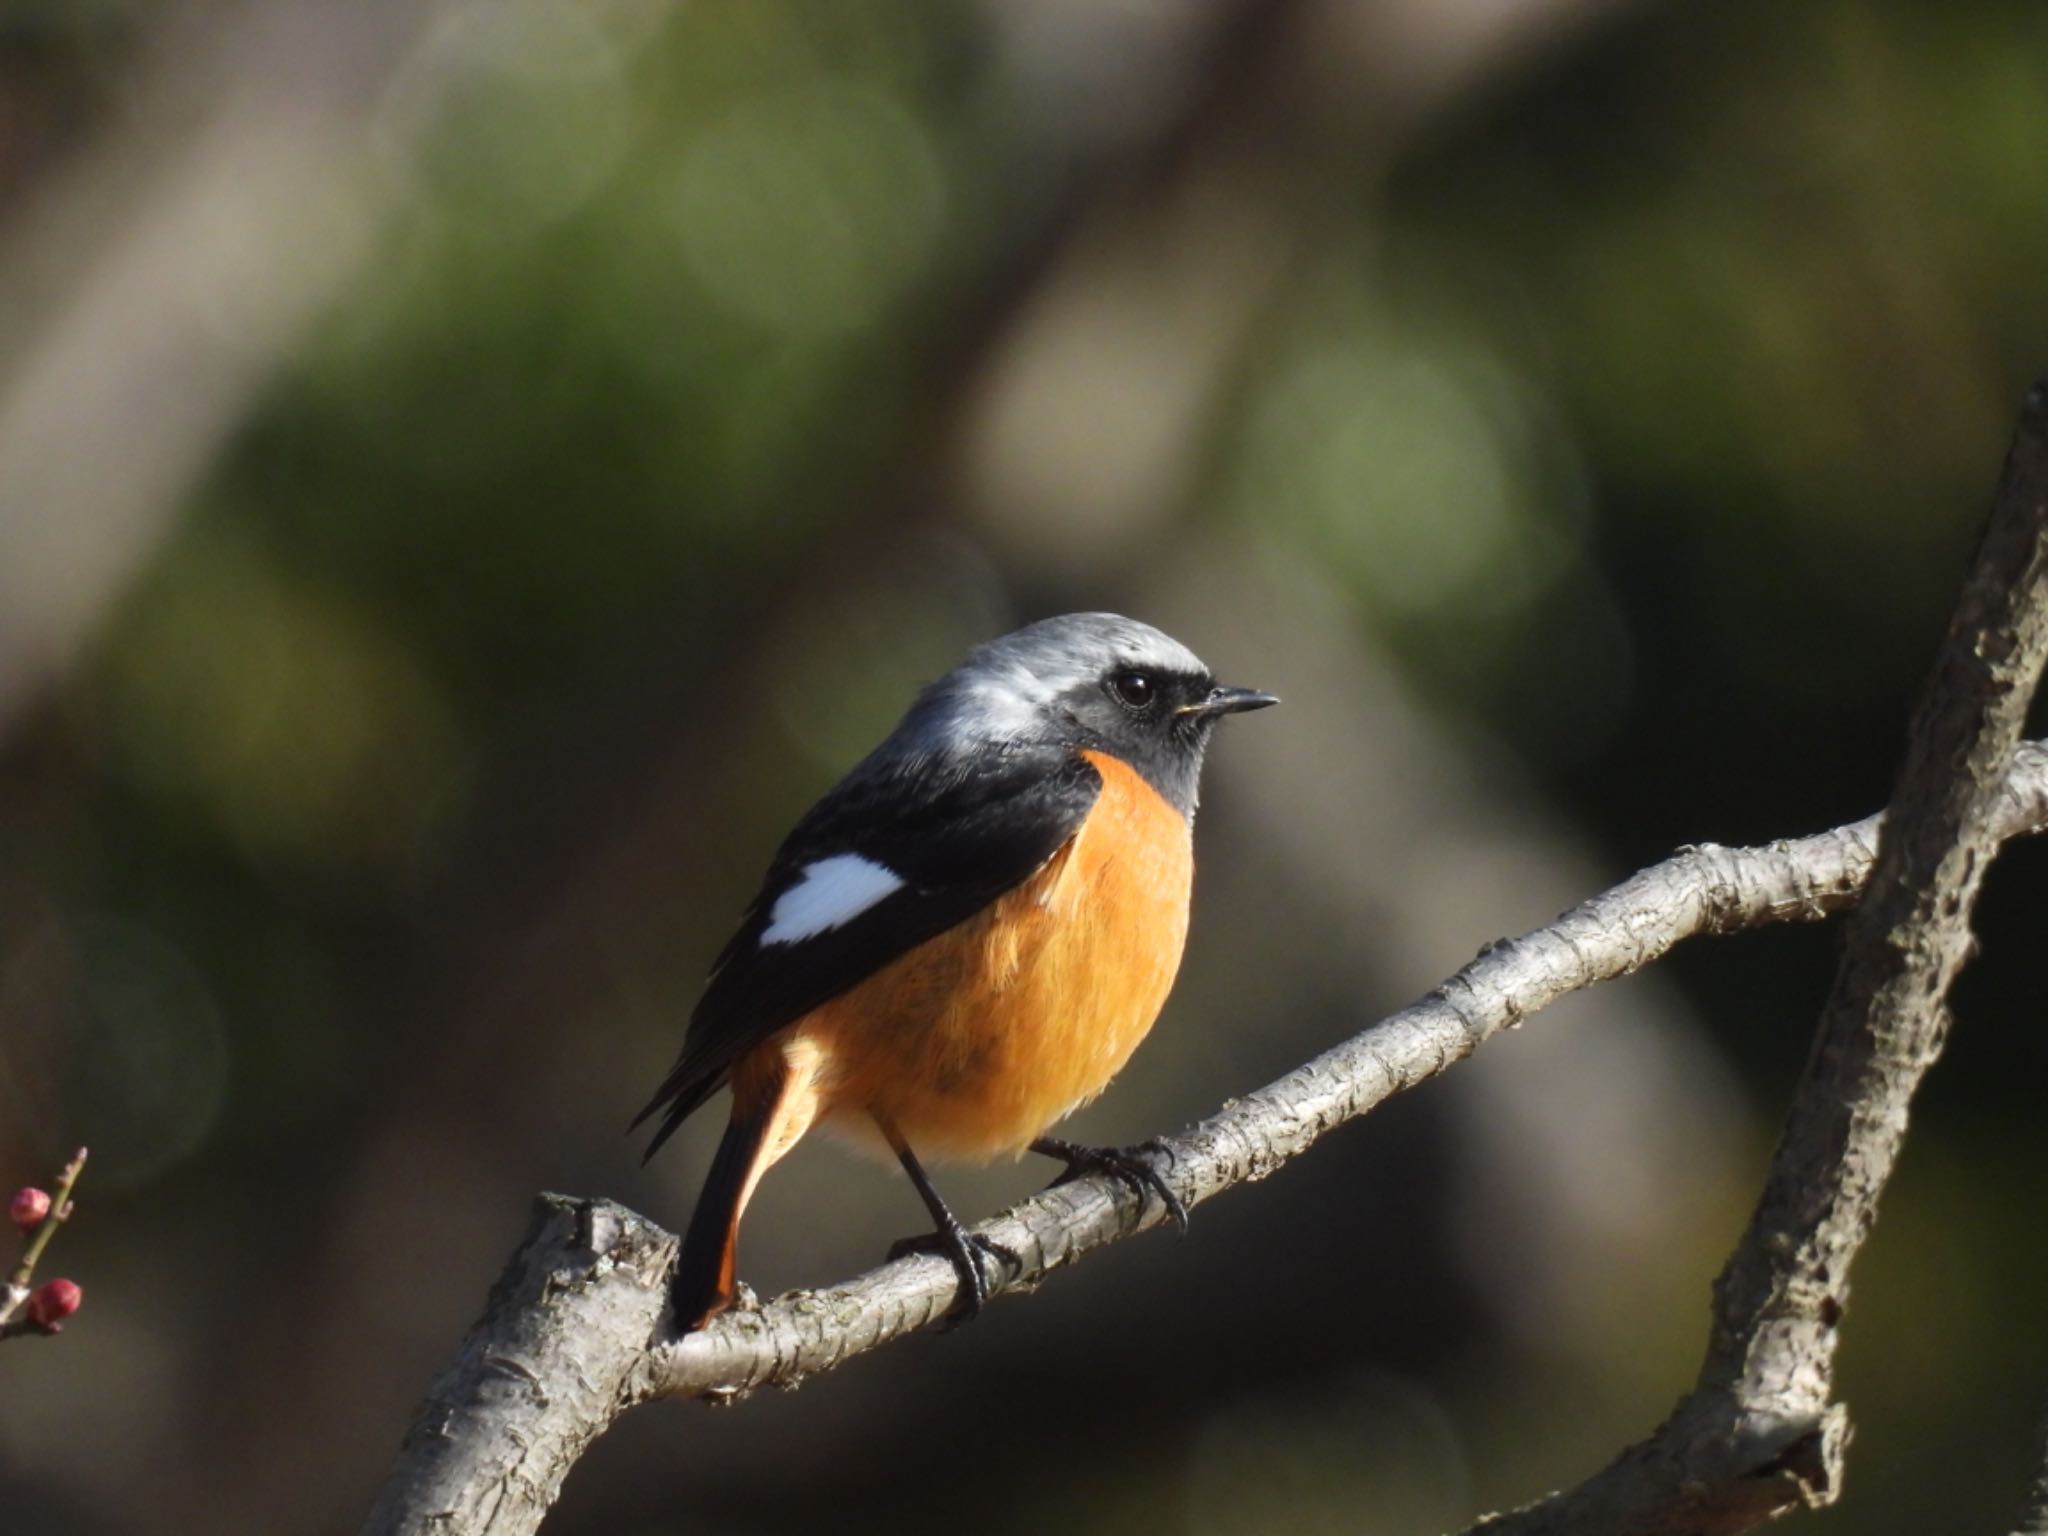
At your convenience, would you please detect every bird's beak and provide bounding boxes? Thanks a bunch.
[1178,685,1280,720]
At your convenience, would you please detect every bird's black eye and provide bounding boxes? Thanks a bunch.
[1109,670,1157,711]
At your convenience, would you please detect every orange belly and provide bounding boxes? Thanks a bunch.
[788,749,1193,1160]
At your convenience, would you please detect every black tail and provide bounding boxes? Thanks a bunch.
[672,1105,771,1330]
[632,1059,724,1165]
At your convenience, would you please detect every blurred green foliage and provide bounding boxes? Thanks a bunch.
[3,0,2047,1533]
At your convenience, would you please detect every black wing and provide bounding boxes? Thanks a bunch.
[635,746,1103,1158]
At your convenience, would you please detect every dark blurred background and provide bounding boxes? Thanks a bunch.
[1,1,2045,1532]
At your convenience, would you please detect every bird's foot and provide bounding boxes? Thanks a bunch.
[1030,1135,1190,1236]
[887,1220,1022,1325]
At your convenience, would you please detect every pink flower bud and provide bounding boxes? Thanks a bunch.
[9,1187,50,1233]
[27,1278,82,1328]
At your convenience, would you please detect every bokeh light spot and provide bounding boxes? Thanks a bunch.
[93,530,466,881]
[1242,338,1529,618]
[667,80,947,336]
[379,0,636,232]
[0,916,228,1189]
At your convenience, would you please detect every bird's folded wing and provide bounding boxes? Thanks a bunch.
[635,747,1104,1157]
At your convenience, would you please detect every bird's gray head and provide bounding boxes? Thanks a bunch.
[894,613,1277,818]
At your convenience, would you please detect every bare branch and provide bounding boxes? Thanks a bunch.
[359,1199,676,1536]
[361,742,2048,1536]
[1,1145,89,1341]
[1466,379,2048,1536]
[2015,1407,2048,1536]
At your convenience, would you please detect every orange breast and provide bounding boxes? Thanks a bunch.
[793,749,1193,1161]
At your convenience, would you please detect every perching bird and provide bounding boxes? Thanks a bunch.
[635,612,1276,1328]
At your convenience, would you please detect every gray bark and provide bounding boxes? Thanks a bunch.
[360,742,2048,1535]
[2015,1409,2048,1536]
[1464,380,2048,1536]
[359,1199,676,1536]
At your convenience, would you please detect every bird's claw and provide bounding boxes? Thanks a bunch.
[1031,1135,1190,1236]
[887,1224,1022,1325]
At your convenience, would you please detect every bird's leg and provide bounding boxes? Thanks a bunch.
[1029,1135,1190,1236]
[877,1117,1020,1323]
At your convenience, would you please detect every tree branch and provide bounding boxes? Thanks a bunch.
[0,1145,88,1342]
[362,740,2048,1536]
[359,1199,676,1536]
[1466,378,2048,1536]
[2014,1408,2048,1536]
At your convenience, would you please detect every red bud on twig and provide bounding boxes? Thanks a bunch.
[9,1188,51,1233]
[27,1278,82,1329]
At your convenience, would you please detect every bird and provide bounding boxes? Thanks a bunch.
[634,612,1277,1329]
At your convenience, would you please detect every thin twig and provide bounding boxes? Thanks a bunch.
[8,1145,87,1289]
[1466,378,2048,1536]
[0,1145,88,1340]
[360,741,2048,1536]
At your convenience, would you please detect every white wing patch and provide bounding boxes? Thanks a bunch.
[760,854,906,946]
